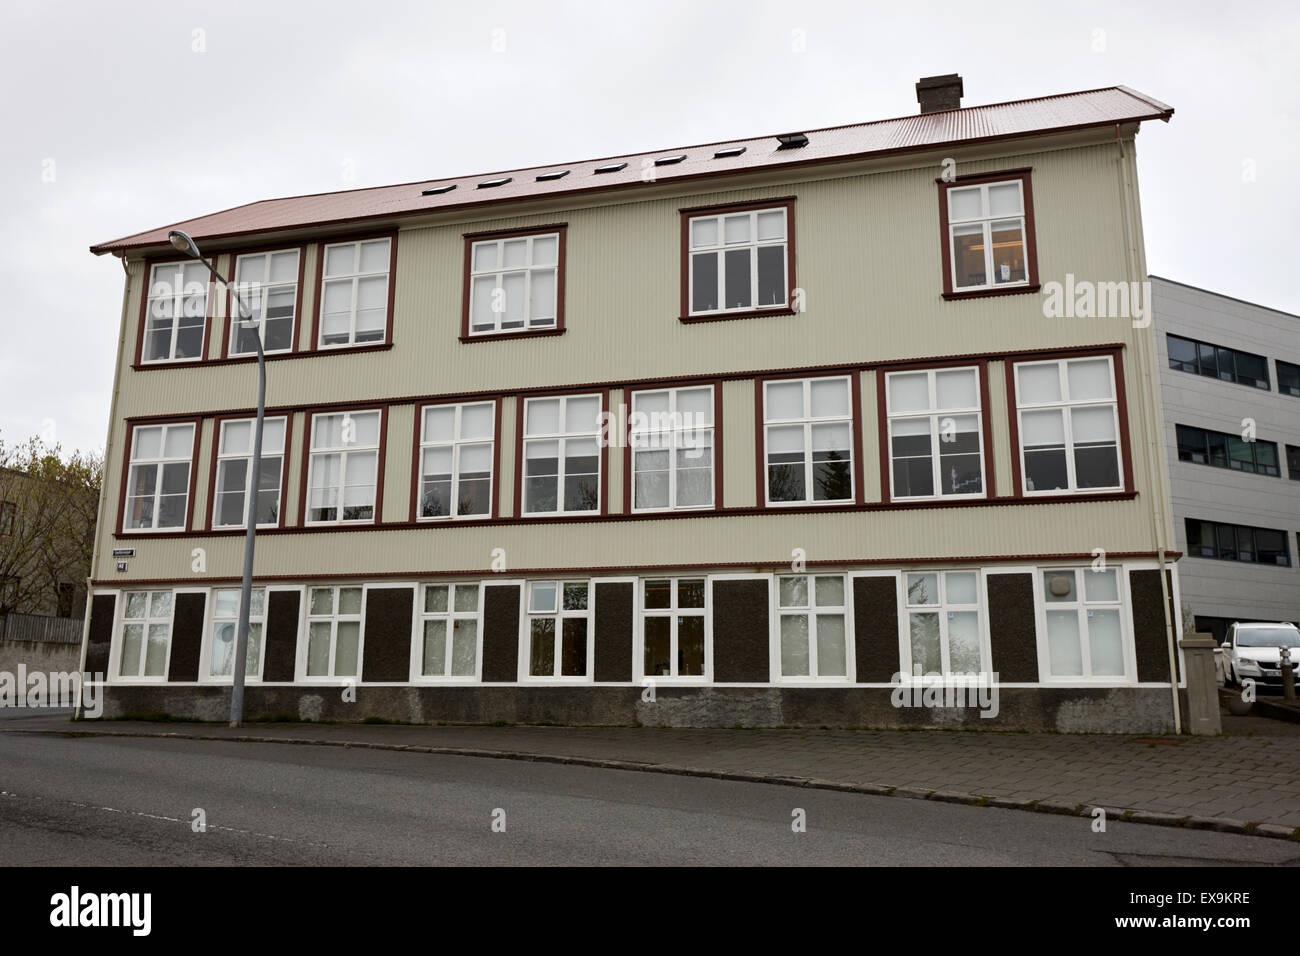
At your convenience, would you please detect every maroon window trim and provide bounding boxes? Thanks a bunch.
[1005,346,1135,498]
[679,197,797,323]
[309,230,399,352]
[621,379,725,515]
[116,416,204,536]
[513,388,609,519]
[133,257,219,368]
[408,396,504,522]
[297,405,389,527]
[460,224,567,342]
[203,412,295,532]
[937,169,1040,300]
[754,370,864,509]
[220,242,309,361]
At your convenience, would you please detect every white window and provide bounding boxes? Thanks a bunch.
[319,238,390,347]
[468,232,560,335]
[307,411,381,524]
[125,423,194,531]
[688,207,788,314]
[1015,357,1122,494]
[1040,569,1128,679]
[305,586,364,679]
[640,578,708,679]
[117,590,173,679]
[418,402,494,519]
[231,249,300,355]
[886,367,985,499]
[946,179,1029,291]
[901,571,987,678]
[763,377,853,504]
[522,395,601,515]
[214,417,286,528]
[143,261,208,362]
[206,587,265,680]
[416,583,481,679]
[630,386,714,511]
[775,575,849,679]
[525,581,591,679]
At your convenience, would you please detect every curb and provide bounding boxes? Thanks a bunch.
[11,725,1299,842]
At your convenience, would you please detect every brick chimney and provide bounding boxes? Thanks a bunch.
[915,74,964,114]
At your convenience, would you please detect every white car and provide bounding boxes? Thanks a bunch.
[1222,621,1300,693]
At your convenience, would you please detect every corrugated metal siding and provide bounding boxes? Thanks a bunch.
[987,360,1012,498]
[721,379,756,507]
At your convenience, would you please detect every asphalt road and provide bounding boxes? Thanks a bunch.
[1,732,1297,866]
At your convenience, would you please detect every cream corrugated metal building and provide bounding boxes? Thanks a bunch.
[79,76,1188,731]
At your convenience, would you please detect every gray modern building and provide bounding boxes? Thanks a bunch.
[1152,276,1300,642]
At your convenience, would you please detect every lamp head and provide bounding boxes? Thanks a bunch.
[168,230,201,259]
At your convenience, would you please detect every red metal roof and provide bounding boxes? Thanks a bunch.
[90,86,1172,256]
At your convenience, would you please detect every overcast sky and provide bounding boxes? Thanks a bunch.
[1,0,1296,453]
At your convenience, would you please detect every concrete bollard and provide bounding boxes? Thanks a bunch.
[1179,633,1224,735]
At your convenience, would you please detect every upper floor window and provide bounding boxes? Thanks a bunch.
[1175,424,1279,477]
[1166,334,1269,390]
[1014,357,1122,495]
[144,261,208,362]
[117,590,173,679]
[1186,518,1291,567]
[466,230,562,336]
[1277,359,1300,398]
[207,587,265,680]
[762,376,854,505]
[418,402,494,519]
[940,173,1036,295]
[525,580,591,679]
[630,385,714,511]
[125,423,194,531]
[885,367,985,499]
[306,410,381,524]
[902,570,986,678]
[685,201,791,317]
[319,238,391,348]
[1288,445,1300,481]
[522,394,601,515]
[214,417,287,528]
[231,250,300,355]
[0,501,13,536]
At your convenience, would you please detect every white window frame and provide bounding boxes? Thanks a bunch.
[1014,356,1124,496]
[300,584,367,682]
[884,367,986,501]
[946,179,1030,292]
[213,416,287,529]
[199,585,273,683]
[629,385,715,512]
[1033,566,1136,684]
[771,573,854,683]
[467,231,561,335]
[416,401,495,521]
[318,238,391,348]
[410,581,484,682]
[143,261,209,363]
[521,394,602,516]
[897,569,991,681]
[762,376,855,506]
[305,410,383,525]
[687,206,789,316]
[519,580,594,682]
[635,577,712,682]
[124,422,195,532]
[230,249,300,356]
[112,588,179,681]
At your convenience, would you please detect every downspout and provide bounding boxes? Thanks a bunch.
[75,252,134,720]
[1116,133,1181,733]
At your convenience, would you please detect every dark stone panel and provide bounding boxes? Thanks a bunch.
[1131,569,1180,683]
[853,576,900,682]
[594,581,634,683]
[712,578,769,683]
[166,592,206,683]
[361,586,415,683]
[85,594,116,677]
[481,584,521,682]
[262,590,301,683]
[987,572,1039,682]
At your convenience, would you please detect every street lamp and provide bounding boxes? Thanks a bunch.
[169,229,264,727]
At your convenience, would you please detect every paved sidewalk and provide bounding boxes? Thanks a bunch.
[5,711,1300,838]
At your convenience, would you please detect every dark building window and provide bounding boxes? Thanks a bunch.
[0,501,13,535]
[56,582,75,618]
[1167,334,1270,389]
[1288,446,1300,481]
[1175,424,1280,476]
[1186,518,1292,567]
[1278,360,1300,398]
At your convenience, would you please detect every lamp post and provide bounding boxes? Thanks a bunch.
[169,229,263,727]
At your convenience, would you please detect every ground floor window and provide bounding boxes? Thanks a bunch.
[418,583,480,678]
[1040,569,1125,678]
[776,574,849,678]
[901,571,985,677]
[640,578,708,678]
[208,587,265,679]
[526,580,591,678]
[306,586,363,678]
[117,590,173,679]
